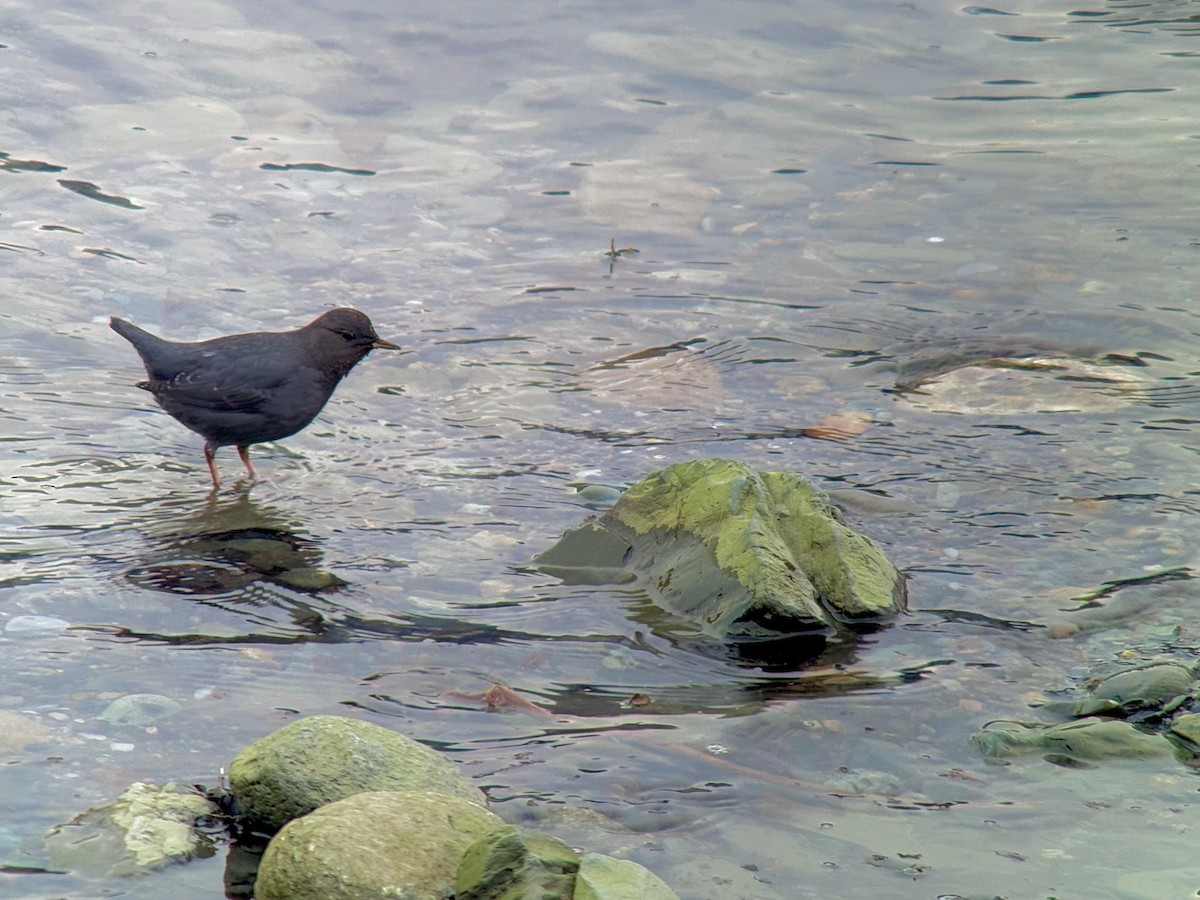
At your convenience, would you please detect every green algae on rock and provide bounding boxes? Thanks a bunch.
[98,692,184,727]
[44,782,221,877]
[1074,661,1196,718]
[536,459,906,640]
[973,659,1200,769]
[454,824,579,900]
[228,715,484,832]
[1169,713,1200,749]
[254,790,501,900]
[574,852,682,900]
[971,717,1179,764]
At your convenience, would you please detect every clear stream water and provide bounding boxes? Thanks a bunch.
[3,0,1200,897]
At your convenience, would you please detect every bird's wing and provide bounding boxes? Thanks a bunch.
[145,351,315,413]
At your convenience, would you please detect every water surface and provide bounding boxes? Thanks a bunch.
[3,0,1200,897]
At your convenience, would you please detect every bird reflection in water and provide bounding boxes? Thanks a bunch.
[123,492,346,599]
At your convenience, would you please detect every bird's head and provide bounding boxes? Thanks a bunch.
[306,308,399,375]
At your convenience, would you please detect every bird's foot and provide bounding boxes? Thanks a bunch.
[203,443,222,489]
[237,446,259,481]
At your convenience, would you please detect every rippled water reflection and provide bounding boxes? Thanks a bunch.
[4,0,1200,896]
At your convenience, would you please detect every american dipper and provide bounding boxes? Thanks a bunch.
[110,308,399,487]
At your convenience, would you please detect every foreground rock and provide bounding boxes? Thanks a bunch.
[453,824,681,900]
[575,853,681,899]
[973,660,1200,767]
[44,782,221,877]
[537,458,906,640]
[255,790,501,900]
[43,717,683,897]
[454,824,579,899]
[236,717,681,900]
[972,717,1179,764]
[1074,661,1195,717]
[228,714,484,831]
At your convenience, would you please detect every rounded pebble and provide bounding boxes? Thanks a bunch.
[5,615,71,634]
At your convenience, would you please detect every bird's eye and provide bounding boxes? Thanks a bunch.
[339,330,355,342]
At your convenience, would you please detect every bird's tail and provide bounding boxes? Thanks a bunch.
[109,316,156,346]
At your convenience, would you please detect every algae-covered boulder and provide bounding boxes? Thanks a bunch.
[228,715,484,832]
[44,782,221,877]
[574,853,681,900]
[537,459,905,639]
[1169,714,1200,748]
[254,790,501,900]
[454,824,579,899]
[1074,661,1196,717]
[972,718,1179,764]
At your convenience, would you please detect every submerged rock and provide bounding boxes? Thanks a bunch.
[44,783,221,877]
[454,824,579,900]
[896,356,1148,415]
[228,715,484,832]
[537,459,906,640]
[1169,714,1200,748]
[974,658,1200,769]
[99,692,183,727]
[870,332,1148,414]
[254,790,501,900]
[1075,662,1196,717]
[574,853,681,900]
[972,718,1178,764]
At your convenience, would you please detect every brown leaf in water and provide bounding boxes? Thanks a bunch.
[446,683,554,719]
[801,411,872,442]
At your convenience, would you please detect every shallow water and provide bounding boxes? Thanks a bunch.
[4,0,1200,897]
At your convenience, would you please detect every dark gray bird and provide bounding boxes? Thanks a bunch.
[110,308,398,487]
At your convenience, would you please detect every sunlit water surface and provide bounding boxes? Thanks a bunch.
[4,0,1200,897]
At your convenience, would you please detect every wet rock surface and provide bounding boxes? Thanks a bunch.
[538,459,906,642]
[228,714,485,832]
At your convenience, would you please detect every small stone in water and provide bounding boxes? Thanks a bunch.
[576,484,623,505]
[5,615,71,634]
[99,694,183,727]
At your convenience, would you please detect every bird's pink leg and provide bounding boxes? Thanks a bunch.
[203,443,222,489]
[237,446,258,480]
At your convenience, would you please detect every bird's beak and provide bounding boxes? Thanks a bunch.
[371,337,400,350]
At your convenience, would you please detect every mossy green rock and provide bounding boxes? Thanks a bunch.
[537,459,905,637]
[972,717,1178,762]
[98,692,183,726]
[255,790,502,900]
[275,565,347,590]
[44,782,220,877]
[1169,713,1200,747]
[228,715,484,832]
[1075,662,1195,717]
[455,824,579,899]
[573,853,680,900]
